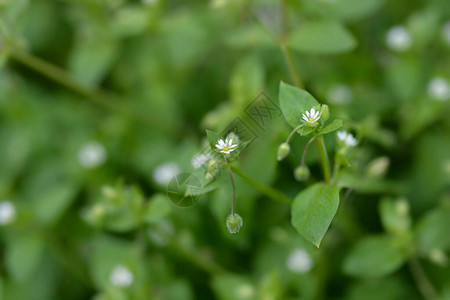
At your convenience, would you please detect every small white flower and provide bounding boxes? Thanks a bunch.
[286,248,313,273]
[153,162,181,185]
[327,84,353,105]
[191,153,213,169]
[427,77,450,101]
[386,26,412,52]
[0,201,16,225]
[301,108,320,125]
[215,138,238,155]
[110,265,134,287]
[337,131,357,147]
[442,21,450,45]
[78,141,107,169]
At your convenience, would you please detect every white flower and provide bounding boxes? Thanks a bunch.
[286,248,313,273]
[153,162,181,185]
[78,141,107,169]
[191,153,212,169]
[386,26,412,52]
[427,77,450,101]
[337,131,357,147]
[301,108,320,125]
[327,84,353,105]
[215,138,238,155]
[110,265,134,287]
[0,201,16,225]
[442,21,450,45]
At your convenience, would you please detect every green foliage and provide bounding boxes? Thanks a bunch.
[291,184,340,247]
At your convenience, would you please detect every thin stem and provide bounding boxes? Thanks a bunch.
[227,167,236,215]
[285,124,304,144]
[301,137,315,167]
[230,166,292,204]
[316,136,331,184]
[408,258,439,300]
[281,44,303,88]
[331,159,341,186]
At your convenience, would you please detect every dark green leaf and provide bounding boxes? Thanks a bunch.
[291,183,340,247]
[319,119,343,135]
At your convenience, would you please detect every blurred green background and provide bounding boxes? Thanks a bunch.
[1,0,450,299]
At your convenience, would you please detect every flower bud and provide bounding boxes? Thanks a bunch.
[226,132,240,145]
[102,185,117,200]
[320,104,329,121]
[294,165,310,181]
[226,213,243,234]
[429,249,448,266]
[208,159,219,174]
[277,143,291,161]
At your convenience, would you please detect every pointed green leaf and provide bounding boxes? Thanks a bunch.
[343,235,406,277]
[206,130,222,151]
[288,20,357,54]
[319,119,343,135]
[291,183,340,247]
[279,82,319,128]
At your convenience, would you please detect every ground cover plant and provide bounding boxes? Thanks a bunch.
[0,0,450,299]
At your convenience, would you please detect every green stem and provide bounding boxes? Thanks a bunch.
[281,44,303,88]
[316,136,331,184]
[301,137,315,167]
[227,167,236,215]
[285,124,304,144]
[230,166,292,204]
[408,258,439,300]
[331,159,341,186]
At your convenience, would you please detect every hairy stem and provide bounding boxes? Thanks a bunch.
[230,166,292,204]
[227,167,236,215]
[408,258,439,300]
[316,136,331,184]
[285,124,304,144]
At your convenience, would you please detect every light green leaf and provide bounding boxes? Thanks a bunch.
[302,0,386,22]
[288,20,357,54]
[5,234,45,282]
[206,130,222,151]
[212,273,255,300]
[319,119,343,135]
[291,183,340,247]
[143,194,172,224]
[343,235,406,277]
[416,208,450,252]
[279,82,319,128]
[378,197,411,235]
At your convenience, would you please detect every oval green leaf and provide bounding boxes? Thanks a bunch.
[279,82,319,128]
[291,183,340,247]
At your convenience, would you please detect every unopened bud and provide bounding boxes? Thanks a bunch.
[226,213,243,234]
[320,104,329,121]
[277,143,291,161]
[294,165,310,181]
[226,132,239,145]
[102,186,117,200]
[396,198,409,216]
[366,156,390,178]
[429,249,448,266]
[208,159,219,174]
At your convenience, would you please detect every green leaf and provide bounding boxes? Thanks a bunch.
[288,20,357,54]
[343,235,406,277]
[206,130,222,151]
[319,119,343,135]
[378,197,411,235]
[302,0,386,22]
[212,273,255,300]
[291,183,340,247]
[416,208,450,252]
[279,82,319,128]
[143,194,172,224]
[5,234,45,282]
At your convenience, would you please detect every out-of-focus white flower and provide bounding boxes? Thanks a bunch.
[427,77,450,101]
[153,162,181,185]
[0,201,16,225]
[110,265,134,287]
[327,84,353,105]
[301,108,320,126]
[386,26,412,52]
[78,141,107,169]
[191,153,213,169]
[337,131,357,147]
[286,248,313,273]
[215,138,238,155]
[442,21,450,45]
[142,0,157,6]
